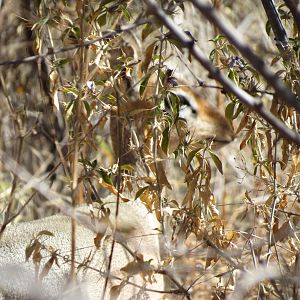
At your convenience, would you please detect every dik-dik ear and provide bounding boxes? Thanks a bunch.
[173,85,235,148]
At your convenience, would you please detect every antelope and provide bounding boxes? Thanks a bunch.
[0,31,235,300]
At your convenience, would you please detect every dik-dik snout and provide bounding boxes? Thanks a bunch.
[174,85,235,148]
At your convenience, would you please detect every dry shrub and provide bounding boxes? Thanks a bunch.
[0,0,300,299]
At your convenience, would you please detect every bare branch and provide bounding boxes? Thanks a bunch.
[144,0,300,146]
[190,0,300,114]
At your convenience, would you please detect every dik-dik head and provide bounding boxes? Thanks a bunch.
[108,69,235,170]
[173,85,235,148]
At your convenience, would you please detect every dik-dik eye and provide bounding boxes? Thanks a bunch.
[164,93,197,117]
[176,94,197,115]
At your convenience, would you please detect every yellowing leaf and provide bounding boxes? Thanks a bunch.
[99,179,129,202]
[225,231,239,241]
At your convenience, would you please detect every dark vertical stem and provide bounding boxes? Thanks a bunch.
[261,0,289,51]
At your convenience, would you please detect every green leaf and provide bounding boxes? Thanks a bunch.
[187,148,201,166]
[208,150,223,175]
[121,7,131,22]
[265,20,271,36]
[63,87,79,96]
[100,0,116,7]
[271,55,281,66]
[162,127,170,155]
[83,100,91,118]
[167,38,184,54]
[32,16,49,30]
[142,23,155,41]
[120,164,134,172]
[232,102,244,119]
[94,80,105,86]
[246,67,260,81]
[91,159,98,168]
[166,92,180,119]
[225,102,235,121]
[70,26,80,39]
[228,69,238,86]
[25,240,39,261]
[209,49,216,61]
[53,58,70,68]
[102,93,116,103]
[227,44,238,56]
[164,31,196,54]
[97,11,107,27]
[97,168,113,185]
[139,74,150,97]
[209,34,225,43]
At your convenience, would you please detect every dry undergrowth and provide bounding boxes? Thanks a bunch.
[0,0,300,299]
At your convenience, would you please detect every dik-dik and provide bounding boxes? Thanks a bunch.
[0,34,235,300]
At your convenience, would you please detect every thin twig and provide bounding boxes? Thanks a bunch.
[69,0,88,284]
[0,77,25,237]
[204,236,245,271]
[153,32,165,230]
[267,133,278,265]
[102,68,124,300]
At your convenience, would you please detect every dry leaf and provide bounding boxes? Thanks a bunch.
[110,283,124,300]
[99,179,129,202]
[39,254,56,281]
[272,220,293,245]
